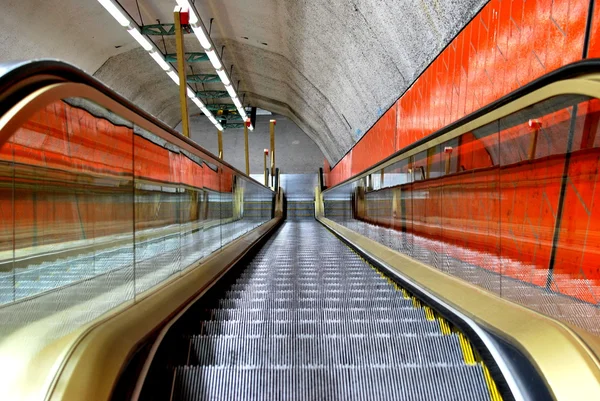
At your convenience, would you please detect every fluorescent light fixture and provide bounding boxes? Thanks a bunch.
[216,69,230,86]
[167,70,180,85]
[224,84,237,99]
[205,48,222,70]
[188,10,198,24]
[98,0,224,133]
[191,97,205,109]
[192,26,211,49]
[127,28,153,51]
[149,51,171,71]
[178,0,254,133]
[176,0,199,24]
[98,0,130,27]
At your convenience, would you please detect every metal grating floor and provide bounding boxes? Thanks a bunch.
[162,222,493,401]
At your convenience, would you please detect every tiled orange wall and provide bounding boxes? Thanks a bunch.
[326,0,592,187]
[350,104,397,175]
[359,101,600,302]
[0,101,235,251]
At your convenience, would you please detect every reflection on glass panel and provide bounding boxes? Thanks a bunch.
[0,95,275,347]
[0,137,14,304]
[0,98,135,343]
[322,95,600,336]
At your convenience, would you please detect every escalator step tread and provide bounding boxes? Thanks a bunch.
[215,298,413,309]
[204,307,425,321]
[172,365,491,401]
[185,334,465,366]
[195,319,440,336]
[155,222,494,401]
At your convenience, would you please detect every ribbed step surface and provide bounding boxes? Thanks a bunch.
[163,221,492,401]
[173,365,489,401]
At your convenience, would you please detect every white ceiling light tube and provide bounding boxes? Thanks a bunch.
[149,51,171,71]
[175,0,254,132]
[167,70,180,85]
[192,27,212,49]
[205,49,222,70]
[176,1,212,49]
[98,0,131,26]
[224,84,237,99]
[127,27,153,51]
[216,68,230,86]
[97,0,224,131]
[191,98,206,109]
[175,0,198,24]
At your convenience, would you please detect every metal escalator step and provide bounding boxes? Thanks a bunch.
[172,365,491,401]
[232,277,392,285]
[197,319,442,336]
[222,288,405,299]
[207,307,426,321]
[216,297,413,309]
[187,334,465,366]
[227,282,397,291]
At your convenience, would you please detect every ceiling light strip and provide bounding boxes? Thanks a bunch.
[175,0,253,130]
[96,0,223,131]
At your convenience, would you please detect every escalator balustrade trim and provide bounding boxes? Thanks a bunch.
[367,256,503,401]
[317,215,600,400]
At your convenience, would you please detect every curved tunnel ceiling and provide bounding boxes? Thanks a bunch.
[2,0,487,164]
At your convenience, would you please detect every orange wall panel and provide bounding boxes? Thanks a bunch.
[351,104,396,175]
[331,0,591,185]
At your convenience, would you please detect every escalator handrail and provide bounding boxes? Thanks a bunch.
[0,59,272,191]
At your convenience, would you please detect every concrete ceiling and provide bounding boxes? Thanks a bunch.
[1,0,487,164]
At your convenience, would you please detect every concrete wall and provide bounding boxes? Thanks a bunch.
[183,114,325,175]
[0,0,487,165]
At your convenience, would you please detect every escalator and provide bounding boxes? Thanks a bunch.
[136,221,500,401]
[2,61,600,401]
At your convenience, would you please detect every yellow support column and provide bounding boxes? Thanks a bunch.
[217,129,223,159]
[174,6,190,138]
[269,119,276,185]
[244,119,250,175]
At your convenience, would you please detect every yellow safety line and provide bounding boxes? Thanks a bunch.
[357,254,503,400]
[423,306,436,321]
[482,364,504,401]
[458,332,476,365]
[438,317,452,335]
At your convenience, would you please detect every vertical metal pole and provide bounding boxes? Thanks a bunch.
[269,119,276,185]
[244,119,250,175]
[174,7,190,138]
[218,129,223,159]
[263,149,269,186]
[528,119,542,160]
